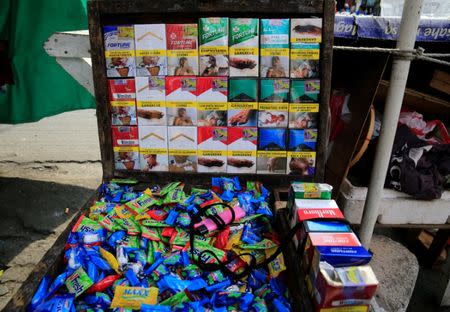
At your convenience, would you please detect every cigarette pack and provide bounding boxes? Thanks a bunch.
[112,126,140,170]
[289,182,333,200]
[227,127,257,173]
[289,104,319,129]
[197,127,227,173]
[257,128,287,174]
[138,125,168,172]
[287,151,316,176]
[168,126,197,172]
[104,25,135,77]
[166,24,198,76]
[290,43,320,79]
[260,19,290,78]
[291,79,320,103]
[199,18,229,76]
[258,78,289,128]
[135,76,166,126]
[108,79,137,126]
[134,24,167,76]
[291,18,322,43]
[165,77,197,126]
[197,77,228,127]
[228,78,258,127]
[229,18,259,77]
[288,129,317,151]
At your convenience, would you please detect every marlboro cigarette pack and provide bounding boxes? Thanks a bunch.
[112,126,140,170]
[199,18,229,77]
[229,18,259,77]
[165,77,197,126]
[287,151,316,176]
[108,79,137,126]
[258,78,289,128]
[228,78,258,127]
[257,128,287,175]
[168,126,197,172]
[197,127,227,173]
[290,43,320,79]
[197,77,228,127]
[291,79,320,103]
[135,76,166,126]
[166,24,198,76]
[291,18,322,44]
[288,129,317,151]
[227,127,257,174]
[104,25,135,78]
[289,199,343,226]
[134,24,167,76]
[260,19,290,78]
[138,125,168,172]
[289,103,319,129]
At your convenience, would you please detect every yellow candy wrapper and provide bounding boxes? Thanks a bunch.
[111,286,158,309]
[265,247,286,278]
[99,247,120,274]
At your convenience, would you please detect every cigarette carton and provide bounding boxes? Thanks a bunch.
[108,79,137,126]
[197,77,228,127]
[104,25,135,77]
[290,18,322,43]
[138,125,168,172]
[288,129,317,151]
[289,103,319,129]
[165,76,197,126]
[290,43,320,79]
[227,127,257,174]
[134,24,167,76]
[257,128,287,174]
[289,182,333,200]
[229,18,259,77]
[168,126,197,172]
[291,79,320,103]
[287,151,316,176]
[260,19,290,78]
[228,78,258,127]
[197,127,227,173]
[258,78,289,128]
[199,18,229,76]
[135,76,166,126]
[166,24,198,76]
[112,126,140,170]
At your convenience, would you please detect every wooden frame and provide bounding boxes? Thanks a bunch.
[87,0,334,186]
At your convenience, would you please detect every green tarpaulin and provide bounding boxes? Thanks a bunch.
[0,0,95,124]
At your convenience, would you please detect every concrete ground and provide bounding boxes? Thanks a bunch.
[0,109,449,311]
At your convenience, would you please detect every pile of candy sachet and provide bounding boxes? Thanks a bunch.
[29,177,291,311]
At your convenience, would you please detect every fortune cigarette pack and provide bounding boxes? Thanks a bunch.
[228,78,258,127]
[227,127,257,174]
[135,76,166,126]
[108,79,137,126]
[104,26,135,77]
[168,126,197,172]
[138,126,168,172]
[229,18,259,77]
[288,129,317,151]
[134,24,167,76]
[260,19,290,78]
[257,128,287,175]
[289,103,319,129]
[166,24,198,76]
[165,77,197,126]
[291,18,322,43]
[197,77,228,127]
[112,126,140,171]
[199,18,229,77]
[258,78,289,128]
[197,126,227,173]
[291,79,320,103]
[287,151,316,176]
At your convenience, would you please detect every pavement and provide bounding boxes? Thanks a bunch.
[0,109,449,311]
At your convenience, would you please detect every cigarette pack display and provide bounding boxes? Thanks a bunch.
[108,79,137,126]
[260,78,289,103]
[199,18,229,76]
[289,182,332,200]
[288,104,319,129]
[165,76,197,126]
[260,19,290,78]
[258,78,289,128]
[228,78,258,127]
[291,79,320,103]
[229,18,259,77]
[291,18,322,43]
[168,126,197,172]
[197,77,228,127]
[138,125,168,172]
[134,24,167,76]
[166,24,198,76]
[257,128,287,174]
[104,25,135,77]
[197,127,227,173]
[288,129,317,151]
[112,126,140,170]
[290,43,320,79]
[227,127,257,174]
[135,76,166,126]
[287,151,316,176]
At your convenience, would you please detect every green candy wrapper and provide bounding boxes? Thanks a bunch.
[141,226,161,241]
[160,290,190,306]
[239,238,277,250]
[65,267,93,297]
[121,235,140,250]
[190,239,226,264]
[126,193,158,214]
[141,219,168,227]
[116,217,142,235]
[160,182,182,196]
[99,210,121,232]
[72,215,102,233]
[147,241,155,264]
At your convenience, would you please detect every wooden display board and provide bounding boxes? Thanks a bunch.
[87,0,334,187]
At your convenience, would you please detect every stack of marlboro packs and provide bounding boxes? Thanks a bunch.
[288,182,379,312]
[103,17,324,176]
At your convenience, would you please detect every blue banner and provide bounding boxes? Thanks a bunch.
[334,15,356,39]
